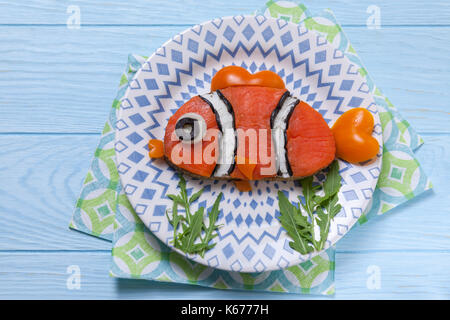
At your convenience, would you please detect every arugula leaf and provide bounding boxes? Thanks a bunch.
[299,177,318,213]
[189,189,204,204]
[178,176,189,206]
[200,192,223,257]
[166,175,222,257]
[314,160,341,205]
[277,160,343,255]
[165,196,183,247]
[277,191,314,255]
[181,207,204,253]
[167,194,184,204]
[316,195,342,250]
[178,175,187,193]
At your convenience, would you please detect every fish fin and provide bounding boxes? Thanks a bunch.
[234,180,252,192]
[235,156,257,180]
[148,139,164,158]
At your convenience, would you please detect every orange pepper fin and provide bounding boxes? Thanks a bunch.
[234,180,252,192]
[148,139,164,159]
[211,65,286,91]
[235,156,257,180]
[331,108,379,163]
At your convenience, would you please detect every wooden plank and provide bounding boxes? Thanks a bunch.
[0,251,448,299]
[334,251,450,299]
[1,0,450,25]
[0,0,448,302]
[0,134,448,251]
[0,26,449,133]
[0,134,111,250]
[0,26,184,134]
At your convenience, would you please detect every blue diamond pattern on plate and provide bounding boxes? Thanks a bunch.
[243,245,255,261]
[115,16,383,272]
[262,26,274,41]
[171,49,183,63]
[223,26,236,42]
[281,31,293,46]
[242,24,255,40]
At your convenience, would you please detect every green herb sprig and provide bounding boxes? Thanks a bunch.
[166,175,223,257]
[277,160,342,254]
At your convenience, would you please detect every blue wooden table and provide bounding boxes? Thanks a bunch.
[0,0,449,299]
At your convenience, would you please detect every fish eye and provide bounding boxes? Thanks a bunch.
[174,113,207,144]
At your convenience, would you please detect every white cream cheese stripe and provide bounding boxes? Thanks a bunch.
[272,95,299,178]
[200,92,236,178]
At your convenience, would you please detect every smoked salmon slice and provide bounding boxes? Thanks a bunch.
[163,86,336,181]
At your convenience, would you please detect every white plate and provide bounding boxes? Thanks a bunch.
[115,15,383,272]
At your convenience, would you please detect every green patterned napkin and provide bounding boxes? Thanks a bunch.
[70,2,432,295]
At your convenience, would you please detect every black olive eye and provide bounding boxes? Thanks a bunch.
[174,113,207,143]
[175,117,197,141]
